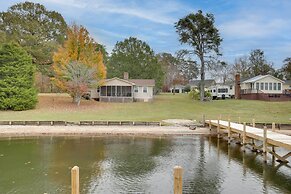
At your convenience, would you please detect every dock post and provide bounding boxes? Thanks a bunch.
[243,122,246,152]
[263,126,267,163]
[272,122,275,132]
[217,119,220,139]
[209,120,212,131]
[238,116,241,124]
[174,166,183,194]
[202,114,205,126]
[71,166,79,194]
[228,119,231,144]
[252,119,255,127]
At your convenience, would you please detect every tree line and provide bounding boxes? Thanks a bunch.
[0,2,290,109]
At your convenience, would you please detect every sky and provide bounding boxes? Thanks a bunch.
[0,0,291,69]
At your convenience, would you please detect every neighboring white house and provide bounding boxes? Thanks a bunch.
[170,84,185,93]
[241,75,284,94]
[89,73,155,102]
[283,80,291,93]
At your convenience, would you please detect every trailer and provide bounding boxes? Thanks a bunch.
[209,85,234,100]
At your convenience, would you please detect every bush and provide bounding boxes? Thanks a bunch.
[184,85,191,93]
[189,89,211,100]
[0,43,37,110]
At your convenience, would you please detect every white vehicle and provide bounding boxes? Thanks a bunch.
[209,85,232,100]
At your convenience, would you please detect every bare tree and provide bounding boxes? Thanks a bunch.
[62,61,97,106]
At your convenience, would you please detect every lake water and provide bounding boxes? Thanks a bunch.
[0,136,290,194]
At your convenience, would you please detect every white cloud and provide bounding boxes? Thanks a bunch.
[220,18,286,38]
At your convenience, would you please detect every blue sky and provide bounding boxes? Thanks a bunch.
[1,0,291,69]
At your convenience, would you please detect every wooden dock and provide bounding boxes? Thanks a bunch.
[206,119,291,163]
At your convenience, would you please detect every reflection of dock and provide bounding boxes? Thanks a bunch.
[206,120,291,163]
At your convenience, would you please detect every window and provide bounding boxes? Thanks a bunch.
[218,88,228,93]
[269,83,272,90]
[260,83,264,90]
[278,83,281,90]
[143,87,147,93]
[273,83,277,90]
[256,83,259,90]
[230,85,233,90]
[134,86,138,93]
[213,89,216,93]
[265,83,268,90]
[97,87,100,93]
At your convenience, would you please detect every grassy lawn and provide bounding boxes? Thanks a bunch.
[0,93,290,123]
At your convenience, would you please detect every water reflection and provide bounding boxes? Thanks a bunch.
[0,136,290,194]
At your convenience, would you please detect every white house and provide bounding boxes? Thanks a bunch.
[241,75,284,94]
[170,84,185,93]
[89,73,155,102]
[283,80,291,93]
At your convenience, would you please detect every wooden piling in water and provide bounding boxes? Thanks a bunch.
[238,116,241,124]
[202,114,205,126]
[252,119,255,127]
[263,126,267,163]
[71,166,79,194]
[174,166,183,194]
[228,119,231,144]
[217,119,220,139]
[272,122,275,132]
[243,122,246,152]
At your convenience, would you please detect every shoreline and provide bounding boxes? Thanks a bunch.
[0,125,211,138]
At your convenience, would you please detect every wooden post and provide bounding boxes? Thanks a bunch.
[228,119,231,144]
[252,119,255,127]
[217,119,220,139]
[174,166,183,194]
[243,122,246,152]
[263,126,267,162]
[272,122,275,132]
[209,120,212,131]
[202,114,205,126]
[71,166,79,194]
[238,116,241,124]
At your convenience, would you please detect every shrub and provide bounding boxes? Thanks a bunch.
[189,89,211,100]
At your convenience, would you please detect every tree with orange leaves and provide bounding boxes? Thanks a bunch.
[52,24,106,105]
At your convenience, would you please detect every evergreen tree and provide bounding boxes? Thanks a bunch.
[108,37,164,90]
[0,43,37,110]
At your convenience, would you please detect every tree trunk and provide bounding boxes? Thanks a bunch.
[200,56,205,101]
[73,95,82,106]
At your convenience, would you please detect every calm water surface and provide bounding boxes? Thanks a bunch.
[0,136,290,194]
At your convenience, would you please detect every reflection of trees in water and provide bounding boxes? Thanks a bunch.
[0,138,45,193]
[104,137,172,191]
[208,137,291,193]
[47,137,105,193]
[182,137,222,194]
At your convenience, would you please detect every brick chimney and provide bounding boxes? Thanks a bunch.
[235,74,241,99]
[123,72,129,80]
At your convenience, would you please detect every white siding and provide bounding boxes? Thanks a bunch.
[133,86,154,102]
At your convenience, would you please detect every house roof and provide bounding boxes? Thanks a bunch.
[129,79,155,86]
[283,80,291,85]
[242,75,284,83]
[189,79,216,87]
[104,77,136,85]
[102,77,155,87]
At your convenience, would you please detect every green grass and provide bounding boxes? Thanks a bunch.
[0,93,290,123]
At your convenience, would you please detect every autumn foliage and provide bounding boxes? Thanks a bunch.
[52,24,106,104]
